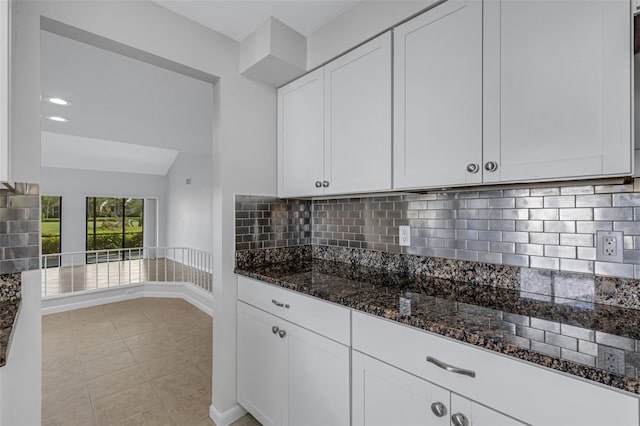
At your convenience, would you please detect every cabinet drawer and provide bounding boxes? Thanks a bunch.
[237,276,350,345]
[353,312,639,426]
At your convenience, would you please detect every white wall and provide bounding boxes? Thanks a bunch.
[306,0,436,69]
[165,152,213,253]
[40,166,166,255]
[0,270,42,426]
[12,1,277,423]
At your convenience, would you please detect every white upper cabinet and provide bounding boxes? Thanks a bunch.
[277,68,325,198]
[324,32,392,195]
[278,32,392,197]
[393,0,483,190]
[394,0,632,190]
[483,0,632,183]
[0,0,9,183]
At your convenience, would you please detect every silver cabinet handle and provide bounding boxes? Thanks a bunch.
[430,402,447,418]
[278,329,287,338]
[272,326,279,334]
[426,356,476,378]
[315,181,322,188]
[322,180,330,188]
[484,161,498,172]
[466,163,479,174]
[451,413,469,426]
[271,299,290,309]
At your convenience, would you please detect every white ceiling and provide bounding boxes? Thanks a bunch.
[153,0,361,42]
[41,132,180,175]
[40,30,213,174]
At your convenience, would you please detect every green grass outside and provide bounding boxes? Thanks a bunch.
[42,221,60,237]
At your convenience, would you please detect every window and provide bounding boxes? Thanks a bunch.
[86,197,144,262]
[41,195,62,267]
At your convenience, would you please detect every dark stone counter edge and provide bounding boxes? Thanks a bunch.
[0,299,21,367]
[235,268,640,396]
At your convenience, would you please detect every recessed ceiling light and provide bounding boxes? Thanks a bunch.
[46,116,69,122]
[46,97,71,106]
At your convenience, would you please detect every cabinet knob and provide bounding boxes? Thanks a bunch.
[322,180,330,188]
[272,326,279,334]
[484,161,498,172]
[430,402,447,418]
[451,413,469,426]
[315,181,322,188]
[278,329,287,338]
[466,163,479,174]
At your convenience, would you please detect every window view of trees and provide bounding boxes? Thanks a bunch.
[42,196,62,267]
[86,197,144,261]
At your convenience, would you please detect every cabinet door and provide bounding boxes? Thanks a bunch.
[278,68,324,198]
[283,321,350,426]
[324,32,392,195]
[483,0,631,183]
[393,0,483,190]
[352,351,450,426]
[237,302,285,426]
[450,393,525,426]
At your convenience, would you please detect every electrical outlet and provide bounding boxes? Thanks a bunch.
[598,346,626,376]
[596,231,624,263]
[399,226,411,246]
[399,296,411,316]
[603,237,617,256]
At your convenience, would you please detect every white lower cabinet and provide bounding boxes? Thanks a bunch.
[353,351,523,426]
[353,311,640,426]
[236,301,350,426]
[237,277,640,426]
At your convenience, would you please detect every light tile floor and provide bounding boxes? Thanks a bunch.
[42,297,260,426]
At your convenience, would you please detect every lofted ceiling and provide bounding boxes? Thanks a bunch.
[41,132,180,176]
[39,2,362,175]
[153,0,361,42]
[40,30,213,175]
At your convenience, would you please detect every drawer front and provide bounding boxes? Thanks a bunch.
[237,276,350,345]
[353,312,639,426]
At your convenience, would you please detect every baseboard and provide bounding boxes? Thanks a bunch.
[41,282,213,316]
[209,403,247,426]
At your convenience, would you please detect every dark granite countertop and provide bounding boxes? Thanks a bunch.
[236,259,640,395]
[0,299,20,367]
[0,273,22,367]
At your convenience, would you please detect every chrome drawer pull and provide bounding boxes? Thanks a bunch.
[271,299,290,309]
[426,356,476,378]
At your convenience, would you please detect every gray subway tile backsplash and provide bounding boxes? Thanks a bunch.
[531,340,562,357]
[595,332,636,351]
[545,332,578,351]
[237,178,640,281]
[0,184,40,273]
